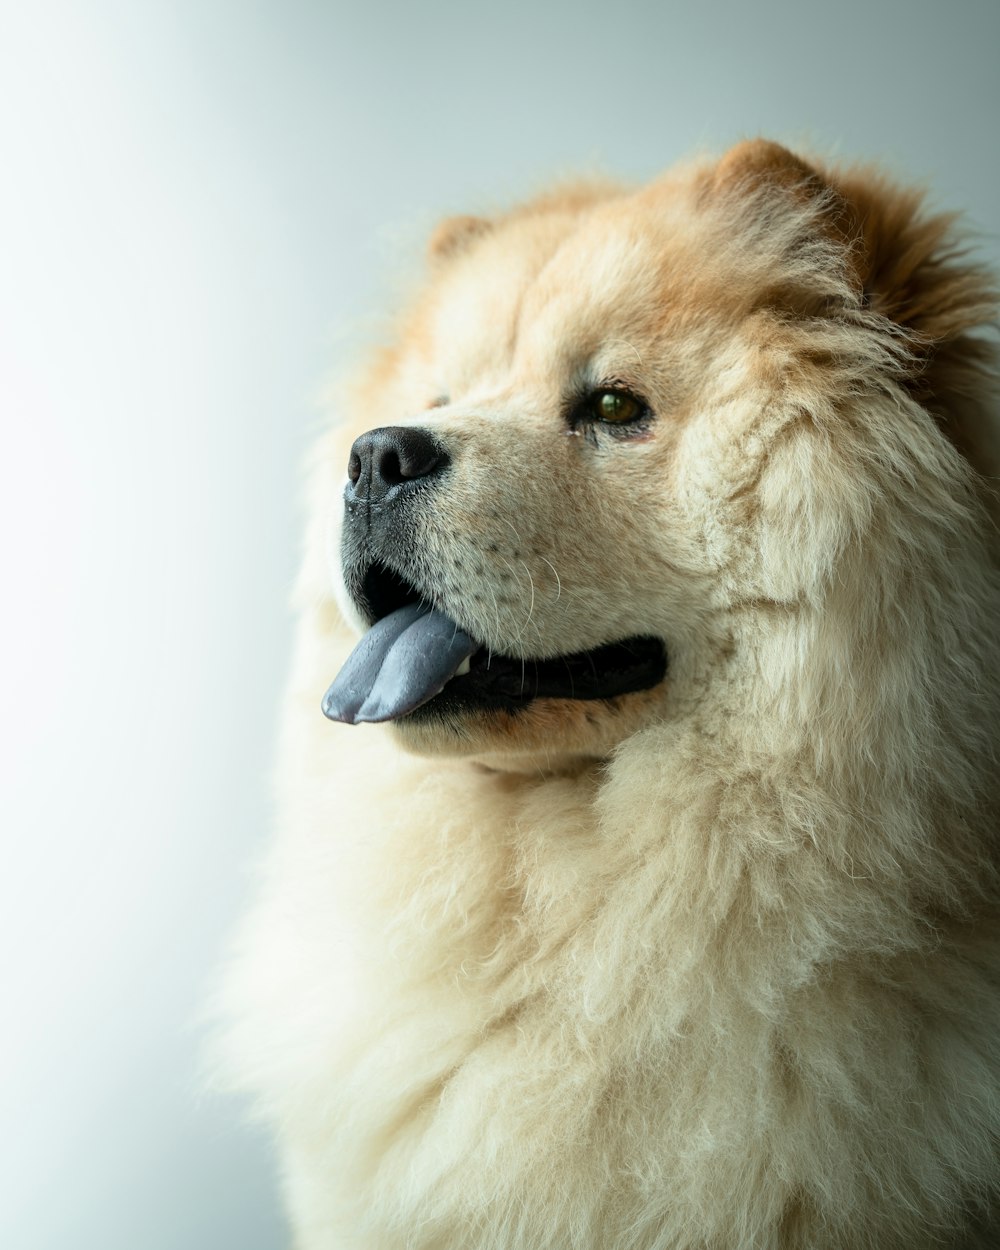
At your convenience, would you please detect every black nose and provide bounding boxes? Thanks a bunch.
[346,426,449,505]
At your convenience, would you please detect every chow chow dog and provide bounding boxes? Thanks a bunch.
[220,140,1000,1248]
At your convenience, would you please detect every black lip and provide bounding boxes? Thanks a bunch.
[347,560,668,719]
[402,632,668,723]
[463,637,667,702]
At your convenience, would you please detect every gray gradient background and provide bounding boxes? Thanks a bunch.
[1,1,997,1248]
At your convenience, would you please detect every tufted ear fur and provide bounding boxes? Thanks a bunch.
[710,138,861,264]
[827,164,1000,480]
[831,163,999,486]
[712,138,832,214]
[427,214,493,261]
[714,139,1000,483]
[427,182,623,265]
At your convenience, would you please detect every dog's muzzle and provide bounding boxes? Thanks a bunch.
[326,424,668,726]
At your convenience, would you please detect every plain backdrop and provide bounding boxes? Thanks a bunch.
[1,2,997,1247]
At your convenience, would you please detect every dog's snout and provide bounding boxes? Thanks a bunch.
[347,426,449,505]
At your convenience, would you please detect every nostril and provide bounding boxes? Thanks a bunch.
[348,451,362,485]
[377,448,404,485]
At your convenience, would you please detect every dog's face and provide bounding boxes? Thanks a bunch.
[323,141,975,765]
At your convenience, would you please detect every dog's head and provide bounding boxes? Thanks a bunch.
[316,141,997,768]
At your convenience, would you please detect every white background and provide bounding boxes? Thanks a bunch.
[1,2,997,1247]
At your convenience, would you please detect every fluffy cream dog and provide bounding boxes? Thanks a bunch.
[220,141,1000,1248]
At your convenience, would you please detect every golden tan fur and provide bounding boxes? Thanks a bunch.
[219,142,1000,1248]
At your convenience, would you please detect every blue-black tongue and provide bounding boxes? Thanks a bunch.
[322,603,477,725]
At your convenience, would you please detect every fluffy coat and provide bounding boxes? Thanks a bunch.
[219,141,1000,1249]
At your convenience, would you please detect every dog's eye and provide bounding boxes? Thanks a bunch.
[593,390,642,424]
[566,386,652,440]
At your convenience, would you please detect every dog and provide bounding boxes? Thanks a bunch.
[219,140,1000,1248]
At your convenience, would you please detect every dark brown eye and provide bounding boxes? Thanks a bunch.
[565,385,652,438]
[594,390,642,423]
[590,387,645,427]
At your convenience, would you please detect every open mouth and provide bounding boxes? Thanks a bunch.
[323,561,668,725]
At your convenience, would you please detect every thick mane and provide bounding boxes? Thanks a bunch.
[217,143,1000,1250]
[697,153,1000,908]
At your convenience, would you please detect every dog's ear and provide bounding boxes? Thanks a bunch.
[427,214,492,261]
[713,139,1000,482]
[712,138,995,342]
[710,139,862,277]
[712,138,824,200]
[836,166,1000,479]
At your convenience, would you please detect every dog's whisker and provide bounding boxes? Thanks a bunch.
[503,517,523,545]
[540,557,562,603]
[518,559,537,638]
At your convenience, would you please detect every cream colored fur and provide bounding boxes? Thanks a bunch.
[218,142,1000,1248]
